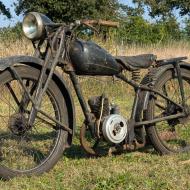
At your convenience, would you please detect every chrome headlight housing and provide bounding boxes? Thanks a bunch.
[22,12,52,40]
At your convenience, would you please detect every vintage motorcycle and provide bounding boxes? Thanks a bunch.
[0,12,189,179]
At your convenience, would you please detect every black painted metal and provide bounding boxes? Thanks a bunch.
[69,71,92,124]
[156,57,188,65]
[135,112,185,127]
[175,62,186,109]
[131,89,140,120]
[69,39,122,75]
[28,28,65,127]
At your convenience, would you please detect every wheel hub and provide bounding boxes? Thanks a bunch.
[8,113,28,136]
[166,103,181,126]
[176,105,190,125]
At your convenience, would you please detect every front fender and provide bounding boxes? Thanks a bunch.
[135,61,190,123]
[0,55,76,146]
[0,55,45,70]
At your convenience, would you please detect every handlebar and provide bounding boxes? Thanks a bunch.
[81,19,119,28]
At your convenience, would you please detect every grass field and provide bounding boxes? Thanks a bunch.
[0,40,190,189]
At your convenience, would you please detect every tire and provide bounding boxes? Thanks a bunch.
[145,68,190,155]
[0,65,69,179]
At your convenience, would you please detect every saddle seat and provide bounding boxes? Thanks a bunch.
[115,54,157,71]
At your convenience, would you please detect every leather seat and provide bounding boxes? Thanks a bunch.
[115,54,157,71]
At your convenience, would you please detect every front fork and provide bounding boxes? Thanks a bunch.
[27,48,52,126]
[28,29,65,127]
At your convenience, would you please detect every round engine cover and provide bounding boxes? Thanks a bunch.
[102,114,127,144]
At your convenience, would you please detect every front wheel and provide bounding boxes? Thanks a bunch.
[0,65,69,179]
[145,68,190,154]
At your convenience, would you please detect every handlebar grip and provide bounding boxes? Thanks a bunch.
[98,20,119,28]
[82,19,119,28]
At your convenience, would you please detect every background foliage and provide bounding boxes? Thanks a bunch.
[0,0,190,44]
[15,0,119,22]
[0,1,11,18]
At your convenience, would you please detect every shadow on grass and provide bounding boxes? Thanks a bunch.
[0,131,158,162]
[63,141,158,160]
[1,131,158,162]
[137,145,158,155]
[64,144,88,159]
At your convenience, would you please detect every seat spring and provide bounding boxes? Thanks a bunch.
[132,70,141,82]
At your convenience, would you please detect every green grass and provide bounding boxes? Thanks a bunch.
[0,136,190,190]
[0,76,189,190]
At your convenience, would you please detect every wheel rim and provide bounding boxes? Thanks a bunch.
[152,70,190,152]
[0,77,62,172]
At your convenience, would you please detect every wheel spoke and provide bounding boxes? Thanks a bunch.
[148,70,190,153]
[155,101,166,111]
[0,91,17,112]
[0,67,64,174]
[25,110,55,128]
[170,79,181,103]
[6,83,20,107]
[19,81,37,112]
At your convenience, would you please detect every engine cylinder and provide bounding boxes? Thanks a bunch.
[88,95,109,119]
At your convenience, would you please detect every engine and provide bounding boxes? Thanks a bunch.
[88,95,128,144]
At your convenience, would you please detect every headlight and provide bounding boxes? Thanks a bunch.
[22,12,52,40]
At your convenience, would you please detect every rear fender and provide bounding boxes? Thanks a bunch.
[0,55,76,146]
[135,61,190,123]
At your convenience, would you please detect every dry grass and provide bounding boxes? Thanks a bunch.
[0,39,190,189]
[1,39,190,59]
[0,39,33,57]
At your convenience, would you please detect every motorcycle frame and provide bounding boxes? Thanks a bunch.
[68,63,186,129]
[8,27,188,139]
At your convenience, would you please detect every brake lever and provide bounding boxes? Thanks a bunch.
[74,20,100,34]
[83,23,100,34]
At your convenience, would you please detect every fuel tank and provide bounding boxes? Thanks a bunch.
[69,39,122,75]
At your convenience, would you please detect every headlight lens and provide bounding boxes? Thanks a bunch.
[22,12,45,40]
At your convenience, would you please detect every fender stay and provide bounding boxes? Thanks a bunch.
[135,61,190,123]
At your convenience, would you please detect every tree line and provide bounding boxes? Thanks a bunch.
[0,0,190,44]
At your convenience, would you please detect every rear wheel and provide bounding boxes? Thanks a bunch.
[145,68,190,154]
[0,65,69,179]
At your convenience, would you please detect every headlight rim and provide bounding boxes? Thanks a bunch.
[22,12,45,41]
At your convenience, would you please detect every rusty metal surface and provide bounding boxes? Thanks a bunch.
[81,19,119,28]
[80,123,98,156]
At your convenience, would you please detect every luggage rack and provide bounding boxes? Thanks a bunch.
[156,57,188,66]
